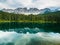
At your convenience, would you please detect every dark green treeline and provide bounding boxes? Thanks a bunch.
[0,11,60,23]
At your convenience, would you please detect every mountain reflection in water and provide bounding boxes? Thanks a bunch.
[0,31,60,45]
[0,22,60,33]
[0,22,60,45]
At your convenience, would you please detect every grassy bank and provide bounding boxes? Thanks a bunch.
[0,20,56,24]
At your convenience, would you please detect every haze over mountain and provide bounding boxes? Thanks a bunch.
[0,0,60,9]
[0,0,60,14]
[1,7,60,14]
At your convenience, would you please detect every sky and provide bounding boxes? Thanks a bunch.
[0,0,60,9]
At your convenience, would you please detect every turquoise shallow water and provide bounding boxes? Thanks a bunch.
[0,22,60,45]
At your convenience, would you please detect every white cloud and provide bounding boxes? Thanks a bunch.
[0,0,60,9]
[28,0,60,9]
[0,3,12,9]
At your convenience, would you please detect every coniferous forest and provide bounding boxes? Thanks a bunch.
[0,11,60,23]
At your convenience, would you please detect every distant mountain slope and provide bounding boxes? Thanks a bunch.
[1,7,60,14]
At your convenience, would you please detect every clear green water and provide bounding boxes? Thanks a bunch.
[0,22,60,33]
[0,22,60,45]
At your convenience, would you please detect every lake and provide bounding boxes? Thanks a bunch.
[0,22,60,45]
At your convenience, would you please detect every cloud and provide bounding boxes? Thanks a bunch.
[0,3,11,9]
[28,0,60,9]
[0,0,60,9]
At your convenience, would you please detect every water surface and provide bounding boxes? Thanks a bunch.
[0,22,60,45]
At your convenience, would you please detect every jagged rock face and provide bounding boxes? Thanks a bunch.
[2,7,60,14]
[2,9,14,13]
[39,8,51,14]
[2,8,40,14]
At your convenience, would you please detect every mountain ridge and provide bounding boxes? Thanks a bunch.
[1,7,60,15]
